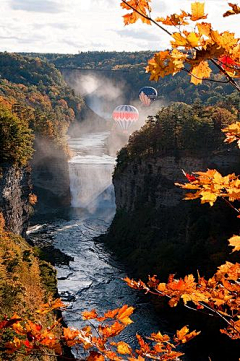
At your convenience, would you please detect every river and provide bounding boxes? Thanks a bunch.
[27,131,171,359]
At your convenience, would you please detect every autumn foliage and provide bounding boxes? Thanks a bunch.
[121,1,240,89]
[120,0,240,344]
[1,300,199,360]
[1,1,240,360]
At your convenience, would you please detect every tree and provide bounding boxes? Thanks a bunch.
[1,1,240,360]
[0,104,34,166]
[120,0,240,342]
[121,1,240,90]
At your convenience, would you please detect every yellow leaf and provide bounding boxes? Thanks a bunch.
[111,341,132,355]
[166,49,187,75]
[186,32,200,47]
[228,235,240,252]
[171,33,188,47]
[171,32,200,48]
[190,2,207,21]
[190,60,212,84]
[210,30,239,52]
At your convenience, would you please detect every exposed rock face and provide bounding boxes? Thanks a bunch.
[30,137,71,215]
[106,150,240,279]
[114,152,240,211]
[0,165,31,236]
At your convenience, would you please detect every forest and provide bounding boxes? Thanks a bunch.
[0,1,240,360]
[22,50,238,105]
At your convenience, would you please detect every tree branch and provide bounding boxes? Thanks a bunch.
[121,0,172,36]
[121,0,240,91]
[210,59,240,91]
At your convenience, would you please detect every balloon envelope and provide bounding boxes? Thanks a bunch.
[112,105,139,130]
[139,86,157,106]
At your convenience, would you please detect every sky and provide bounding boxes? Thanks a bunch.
[0,0,239,54]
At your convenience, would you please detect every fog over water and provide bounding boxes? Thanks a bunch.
[58,131,162,344]
[28,131,172,359]
[27,72,191,358]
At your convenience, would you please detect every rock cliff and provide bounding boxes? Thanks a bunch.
[105,103,240,279]
[30,137,71,216]
[107,150,240,279]
[0,165,31,236]
[114,152,239,211]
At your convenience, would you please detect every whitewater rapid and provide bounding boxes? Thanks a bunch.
[27,132,174,360]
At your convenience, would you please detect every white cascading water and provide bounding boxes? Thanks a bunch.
[27,130,166,357]
[68,132,116,212]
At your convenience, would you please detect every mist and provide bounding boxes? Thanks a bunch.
[59,70,165,213]
[62,69,165,155]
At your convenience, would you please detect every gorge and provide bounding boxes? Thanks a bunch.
[0,52,240,361]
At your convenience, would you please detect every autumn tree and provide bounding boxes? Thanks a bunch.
[1,2,240,360]
[0,104,34,166]
[120,0,240,343]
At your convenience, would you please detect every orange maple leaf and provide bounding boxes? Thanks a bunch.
[223,3,240,17]
[175,326,200,344]
[121,0,151,25]
[111,341,132,355]
[82,309,98,320]
[99,321,125,338]
[155,11,189,26]
[37,298,66,314]
[147,331,170,343]
[116,305,134,325]
[228,235,240,252]
[136,334,150,353]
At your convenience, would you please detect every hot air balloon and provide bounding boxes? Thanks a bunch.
[139,86,157,106]
[112,105,139,131]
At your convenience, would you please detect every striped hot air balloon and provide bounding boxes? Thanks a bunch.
[139,86,157,106]
[112,105,139,131]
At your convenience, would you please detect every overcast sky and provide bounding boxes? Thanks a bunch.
[0,0,239,53]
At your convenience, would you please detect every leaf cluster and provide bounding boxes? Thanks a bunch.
[121,1,240,88]
[124,256,240,340]
[176,169,240,207]
[1,301,199,360]
[0,226,60,359]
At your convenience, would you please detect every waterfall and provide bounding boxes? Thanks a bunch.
[68,134,116,212]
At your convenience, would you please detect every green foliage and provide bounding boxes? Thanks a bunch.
[24,51,238,105]
[115,102,238,174]
[0,105,33,166]
[107,102,239,280]
[0,52,84,156]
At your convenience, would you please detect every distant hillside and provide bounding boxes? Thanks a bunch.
[0,52,85,152]
[20,51,238,106]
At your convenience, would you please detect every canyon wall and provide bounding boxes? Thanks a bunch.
[106,150,240,279]
[30,137,71,217]
[0,165,31,236]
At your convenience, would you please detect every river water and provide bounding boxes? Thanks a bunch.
[28,132,170,358]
